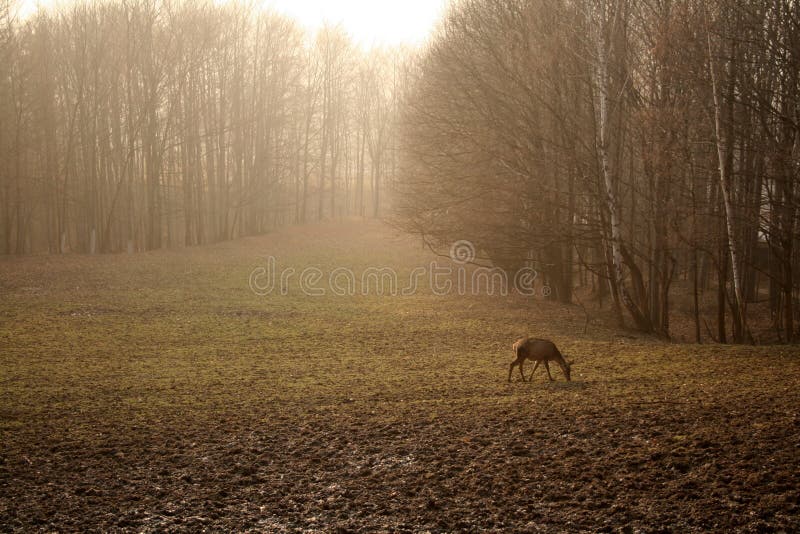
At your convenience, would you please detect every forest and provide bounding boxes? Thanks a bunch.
[0,0,399,253]
[395,0,800,344]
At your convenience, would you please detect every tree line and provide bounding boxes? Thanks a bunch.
[4,0,798,344]
[394,0,799,343]
[0,0,398,255]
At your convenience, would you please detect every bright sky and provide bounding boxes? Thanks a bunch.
[262,0,447,48]
[17,0,448,48]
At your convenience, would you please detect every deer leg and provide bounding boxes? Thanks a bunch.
[508,360,518,382]
[518,359,527,382]
[544,361,554,381]
[527,361,540,381]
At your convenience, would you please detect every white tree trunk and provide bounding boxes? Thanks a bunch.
[706,27,747,337]
[594,5,625,311]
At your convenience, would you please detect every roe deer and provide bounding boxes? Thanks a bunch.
[508,337,571,382]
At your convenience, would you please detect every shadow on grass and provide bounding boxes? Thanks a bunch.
[506,379,589,390]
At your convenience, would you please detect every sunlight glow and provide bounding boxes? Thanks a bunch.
[16,0,448,49]
[260,0,447,48]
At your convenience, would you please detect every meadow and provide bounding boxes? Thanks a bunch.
[1,221,798,532]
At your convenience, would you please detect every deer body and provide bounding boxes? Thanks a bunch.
[508,337,571,382]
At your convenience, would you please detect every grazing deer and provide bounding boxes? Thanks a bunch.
[508,337,571,382]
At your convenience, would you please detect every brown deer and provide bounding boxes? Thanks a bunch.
[508,337,571,382]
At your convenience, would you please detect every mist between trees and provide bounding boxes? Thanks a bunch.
[1,0,799,345]
[392,0,799,344]
[0,0,399,254]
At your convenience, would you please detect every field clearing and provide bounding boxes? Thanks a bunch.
[1,221,799,532]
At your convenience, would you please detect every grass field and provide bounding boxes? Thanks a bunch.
[1,221,799,532]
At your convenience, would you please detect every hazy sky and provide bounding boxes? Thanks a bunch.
[261,0,447,47]
[17,0,448,48]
